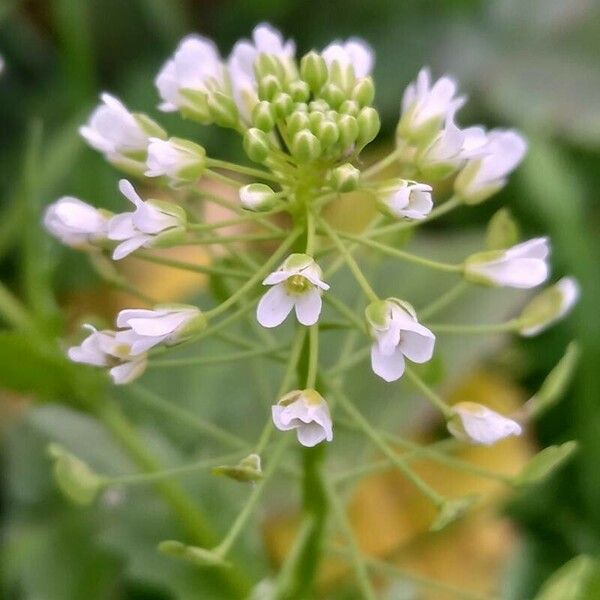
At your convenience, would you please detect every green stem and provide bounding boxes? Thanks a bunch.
[323,294,367,334]
[134,251,249,279]
[306,324,319,389]
[319,218,379,302]
[327,345,370,377]
[0,281,35,330]
[184,232,287,245]
[362,148,402,179]
[204,169,244,188]
[187,210,286,234]
[404,366,454,418]
[206,158,281,183]
[426,319,521,335]
[336,230,462,273]
[418,281,469,320]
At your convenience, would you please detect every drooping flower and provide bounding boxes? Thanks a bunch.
[398,67,466,142]
[228,23,295,122]
[378,180,433,220]
[455,129,527,204]
[107,180,186,260]
[80,94,165,171]
[115,305,206,354]
[67,325,147,385]
[43,197,110,248]
[272,389,333,447]
[518,277,580,337]
[145,137,206,186]
[155,34,225,118]
[366,299,435,382]
[257,254,329,328]
[464,237,550,289]
[447,402,523,446]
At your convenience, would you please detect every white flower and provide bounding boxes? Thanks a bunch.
[80,94,158,165]
[155,35,225,115]
[366,299,435,382]
[455,129,527,204]
[379,180,433,220]
[399,67,466,140]
[519,277,580,337]
[145,137,206,185]
[321,38,374,90]
[107,179,186,260]
[448,402,522,446]
[239,183,277,211]
[228,23,295,122]
[256,254,329,328]
[43,197,110,247]
[465,237,550,289]
[272,389,333,447]
[67,325,147,385]
[115,305,205,354]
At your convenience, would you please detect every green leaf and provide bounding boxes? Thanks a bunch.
[534,555,600,600]
[514,442,578,487]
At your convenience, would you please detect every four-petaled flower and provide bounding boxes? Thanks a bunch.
[447,401,523,446]
[257,254,329,328]
[378,179,433,220]
[366,299,435,382]
[107,179,186,259]
[272,389,333,447]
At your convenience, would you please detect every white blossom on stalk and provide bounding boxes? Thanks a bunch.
[145,137,206,186]
[107,180,186,260]
[455,130,527,204]
[378,180,433,220]
[256,254,329,328]
[43,197,110,248]
[155,35,225,117]
[80,94,164,170]
[239,183,278,211]
[115,305,206,354]
[272,389,333,447]
[447,402,522,446]
[228,23,295,122]
[519,277,580,337]
[398,67,466,141]
[67,325,147,385]
[321,38,374,91]
[366,299,435,382]
[464,237,550,289]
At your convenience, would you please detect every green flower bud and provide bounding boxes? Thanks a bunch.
[317,120,340,148]
[291,129,322,163]
[239,183,278,212]
[252,101,276,132]
[300,51,328,93]
[308,110,325,133]
[258,74,282,101]
[309,99,329,113]
[177,90,212,123]
[329,163,360,192]
[287,110,311,137]
[486,208,520,250]
[133,113,167,139]
[339,100,359,116]
[351,77,375,106]
[206,92,239,129]
[320,83,346,109]
[272,92,294,118]
[243,128,271,163]
[288,80,310,103]
[255,52,285,81]
[212,453,263,483]
[337,114,359,148]
[48,443,105,506]
[356,106,380,148]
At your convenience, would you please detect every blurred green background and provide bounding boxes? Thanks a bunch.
[1,1,599,598]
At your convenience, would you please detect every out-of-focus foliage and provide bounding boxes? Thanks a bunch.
[1,1,598,598]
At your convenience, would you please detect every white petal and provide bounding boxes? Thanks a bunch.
[294,289,322,326]
[256,284,295,328]
[296,422,329,447]
[371,344,406,382]
[109,359,147,385]
[399,327,436,363]
[272,405,296,431]
[112,235,151,260]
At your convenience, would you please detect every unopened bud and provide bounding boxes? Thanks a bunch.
[206,92,239,129]
[339,100,359,116]
[287,111,310,137]
[272,92,293,118]
[337,114,359,148]
[243,128,270,163]
[258,74,281,101]
[212,453,263,482]
[158,540,229,568]
[300,51,328,93]
[317,120,340,148]
[329,163,360,192]
[356,106,380,148]
[320,83,346,108]
[252,101,276,132]
[291,129,322,163]
[239,183,278,212]
[288,80,310,103]
[255,52,285,80]
[351,77,375,106]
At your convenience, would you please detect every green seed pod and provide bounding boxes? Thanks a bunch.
[291,129,322,163]
[252,101,276,132]
[356,106,380,147]
[272,92,294,118]
[288,80,311,103]
[337,114,359,147]
[352,77,375,106]
[300,51,328,94]
[243,128,270,163]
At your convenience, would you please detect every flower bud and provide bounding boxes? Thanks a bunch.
[287,111,310,137]
[145,137,206,186]
[206,92,239,129]
[518,277,579,337]
[300,51,328,94]
[272,92,293,118]
[252,101,276,132]
[378,179,433,220]
[255,52,285,81]
[243,128,270,163]
[351,77,375,106]
[320,83,346,108]
[329,163,360,192]
[339,100,359,116]
[309,99,329,113]
[356,106,380,148]
[337,114,359,147]
[258,74,281,101]
[316,120,339,148]
[485,208,519,250]
[291,129,322,163]
[212,453,263,482]
[178,89,211,123]
[48,443,105,505]
[239,183,279,211]
[288,80,310,103]
[447,402,522,446]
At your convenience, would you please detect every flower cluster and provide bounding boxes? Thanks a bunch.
[44,22,578,456]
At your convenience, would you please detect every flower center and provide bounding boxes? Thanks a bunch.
[284,274,312,295]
